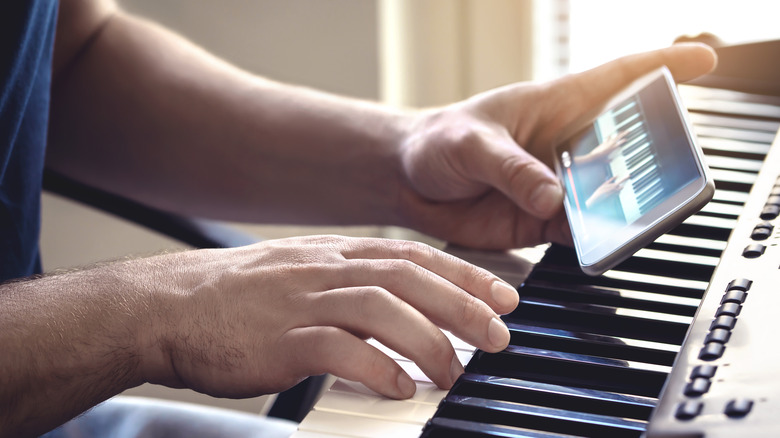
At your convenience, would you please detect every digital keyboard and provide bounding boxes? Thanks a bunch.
[605,97,664,222]
[292,63,780,437]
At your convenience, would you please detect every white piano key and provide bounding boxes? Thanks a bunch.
[297,410,423,438]
[367,336,474,363]
[398,358,433,383]
[314,386,437,424]
[291,431,353,438]
[442,330,477,353]
[615,112,641,130]
[446,244,546,287]
[330,378,447,405]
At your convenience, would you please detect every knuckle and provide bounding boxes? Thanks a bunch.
[454,295,486,328]
[453,259,488,288]
[353,286,392,318]
[398,239,438,264]
[500,154,538,193]
[426,330,454,363]
[385,258,420,278]
[363,348,392,379]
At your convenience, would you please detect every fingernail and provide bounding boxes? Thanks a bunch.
[490,281,518,311]
[450,354,464,386]
[488,317,510,350]
[530,182,563,216]
[396,372,416,398]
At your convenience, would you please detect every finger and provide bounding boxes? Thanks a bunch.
[336,258,511,355]
[341,238,519,315]
[545,211,573,247]
[281,326,417,399]
[462,130,563,219]
[301,288,463,390]
[566,43,716,112]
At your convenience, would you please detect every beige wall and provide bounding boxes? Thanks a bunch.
[42,0,384,272]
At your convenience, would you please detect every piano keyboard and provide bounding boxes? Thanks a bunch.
[604,97,666,223]
[293,84,780,437]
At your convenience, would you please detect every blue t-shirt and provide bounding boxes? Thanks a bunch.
[0,1,58,282]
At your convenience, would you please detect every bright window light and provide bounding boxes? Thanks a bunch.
[568,0,780,73]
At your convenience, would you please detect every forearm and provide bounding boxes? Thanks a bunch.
[48,7,414,226]
[0,264,150,437]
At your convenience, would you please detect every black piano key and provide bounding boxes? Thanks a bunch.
[635,179,662,204]
[610,253,715,283]
[635,179,662,207]
[644,241,719,260]
[631,246,719,267]
[624,144,652,168]
[711,168,759,188]
[637,188,664,215]
[613,100,638,117]
[467,345,669,397]
[621,135,649,156]
[519,279,698,317]
[680,83,780,107]
[697,201,745,220]
[699,137,771,159]
[648,233,726,258]
[532,266,706,300]
[434,395,646,437]
[451,373,657,421]
[505,297,691,345]
[688,112,780,133]
[684,97,780,120]
[682,213,738,230]
[615,114,641,132]
[506,322,679,366]
[670,220,733,242]
[532,245,707,299]
[712,188,750,205]
[705,155,765,173]
[680,84,780,118]
[422,417,578,438]
[631,166,659,194]
[693,125,778,143]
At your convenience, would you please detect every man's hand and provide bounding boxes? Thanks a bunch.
[586,175,631,208]
[141,236,518,401]
[398,43,716,250]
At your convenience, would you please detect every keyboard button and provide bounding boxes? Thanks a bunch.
[705,328,731,344]
[684,378,711,397]
[690,365,717,380]
[699,342,725,361]
[725,399,754,418]
[721,289,747,304]
[751,227,772,240]
[716,302,742,317]
[676,400,703,420]
[761,205,780,220]
[711,315,737,330]
[743,244,766,258]
[727,278,753,292]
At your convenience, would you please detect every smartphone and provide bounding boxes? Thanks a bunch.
[552,66,714,276]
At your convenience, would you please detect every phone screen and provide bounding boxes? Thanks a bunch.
[556,69,710,272]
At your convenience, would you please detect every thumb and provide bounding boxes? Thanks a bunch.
[464,132,563,219]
